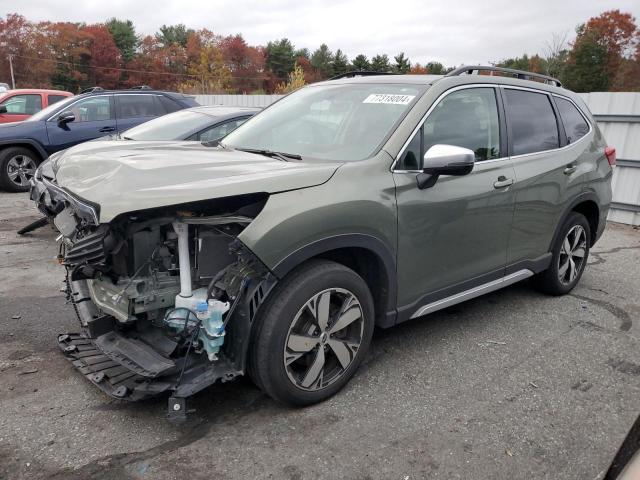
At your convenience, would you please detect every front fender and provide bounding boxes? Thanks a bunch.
[238,154,399,325]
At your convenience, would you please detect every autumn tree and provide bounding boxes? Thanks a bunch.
[409,63,429,74]
[124,35,185,89]
[0,14,54,88]
[219,34,266,93]
[47,22,93,92]
[564,10,639,91]
[275,63,305,93]
[83,24,121,89]
[181,29,231,93]
[294,56,316,84]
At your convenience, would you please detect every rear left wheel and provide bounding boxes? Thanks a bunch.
[533,211,590,295]
[248,260,374,406]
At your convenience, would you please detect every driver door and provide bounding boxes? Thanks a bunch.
[45,95,115,153]
[393,86,517,319]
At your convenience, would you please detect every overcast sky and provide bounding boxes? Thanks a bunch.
[5,0,640,66]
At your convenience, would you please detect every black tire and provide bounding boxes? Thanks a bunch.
[533,212,591,296]
[0,146,39,192]
[248,259,374,406]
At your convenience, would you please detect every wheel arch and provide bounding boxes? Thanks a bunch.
[0,139,48,162]
[549,193,602,250]
[271,234,398,328]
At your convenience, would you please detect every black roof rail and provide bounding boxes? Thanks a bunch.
[80,86,104,94]
[446,65,562,88]
[329,71,396,80]
[129,85,153,90]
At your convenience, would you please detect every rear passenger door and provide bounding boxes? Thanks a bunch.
[393,86,517,319]
[114,94,167,132]
[503,87,588,268]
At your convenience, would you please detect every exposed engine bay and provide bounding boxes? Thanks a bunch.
[33,178,276,419]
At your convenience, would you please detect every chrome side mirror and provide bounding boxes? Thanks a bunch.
[417,144,475,189]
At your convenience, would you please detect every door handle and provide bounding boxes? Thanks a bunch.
[493,176,514,189]
[99,126,116,133]
[564,164,577,175]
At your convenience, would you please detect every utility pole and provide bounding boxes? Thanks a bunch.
[8,55,15,89]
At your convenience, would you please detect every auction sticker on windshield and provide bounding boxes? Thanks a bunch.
[363,94,415,105]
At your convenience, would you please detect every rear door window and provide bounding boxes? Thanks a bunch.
[116,95,163,119]
[555,97,589,144]
[504,89,559,155]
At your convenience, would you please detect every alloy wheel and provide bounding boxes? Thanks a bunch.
[558,225,587,285]
[7,155,37,188]
[284,288,364,391]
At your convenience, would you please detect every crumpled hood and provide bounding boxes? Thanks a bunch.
[52,140,342,223]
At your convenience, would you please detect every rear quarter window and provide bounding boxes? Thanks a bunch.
[158,95,182,114]
[555,97,589,144]
[504,89,559,156]
[48,94,68,106]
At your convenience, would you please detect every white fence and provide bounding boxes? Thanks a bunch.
[579,93,640,226]
[197,93,640,226]
[194,94,281,108]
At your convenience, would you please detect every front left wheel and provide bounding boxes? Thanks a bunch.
[0,147,39,192]
[248,260,375,406]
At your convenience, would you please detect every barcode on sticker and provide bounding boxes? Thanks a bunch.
[363,94,415,105]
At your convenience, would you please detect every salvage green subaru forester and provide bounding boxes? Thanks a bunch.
[31,66,614,418]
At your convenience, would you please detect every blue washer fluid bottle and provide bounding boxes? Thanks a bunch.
[196,299,229,361]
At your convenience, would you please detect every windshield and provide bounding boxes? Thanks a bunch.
[27,96,76,121]
[222,83,425,161]
[123,110,213,140]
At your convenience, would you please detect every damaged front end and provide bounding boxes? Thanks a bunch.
[35,176,276,419]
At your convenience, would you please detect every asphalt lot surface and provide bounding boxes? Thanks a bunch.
[0,191,639,480]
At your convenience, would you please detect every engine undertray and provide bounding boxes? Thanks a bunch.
[58,331,243,402]
[57,333,170,401]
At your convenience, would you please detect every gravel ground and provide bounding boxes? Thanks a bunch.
[0,192,639,480]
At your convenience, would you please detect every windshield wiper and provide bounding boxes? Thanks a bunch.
[235,147,302,161]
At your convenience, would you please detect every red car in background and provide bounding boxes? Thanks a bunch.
[0,89,73,123]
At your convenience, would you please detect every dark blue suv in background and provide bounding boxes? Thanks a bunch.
[0,87,198,191]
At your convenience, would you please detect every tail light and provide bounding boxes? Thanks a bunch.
[605,147,616,167]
